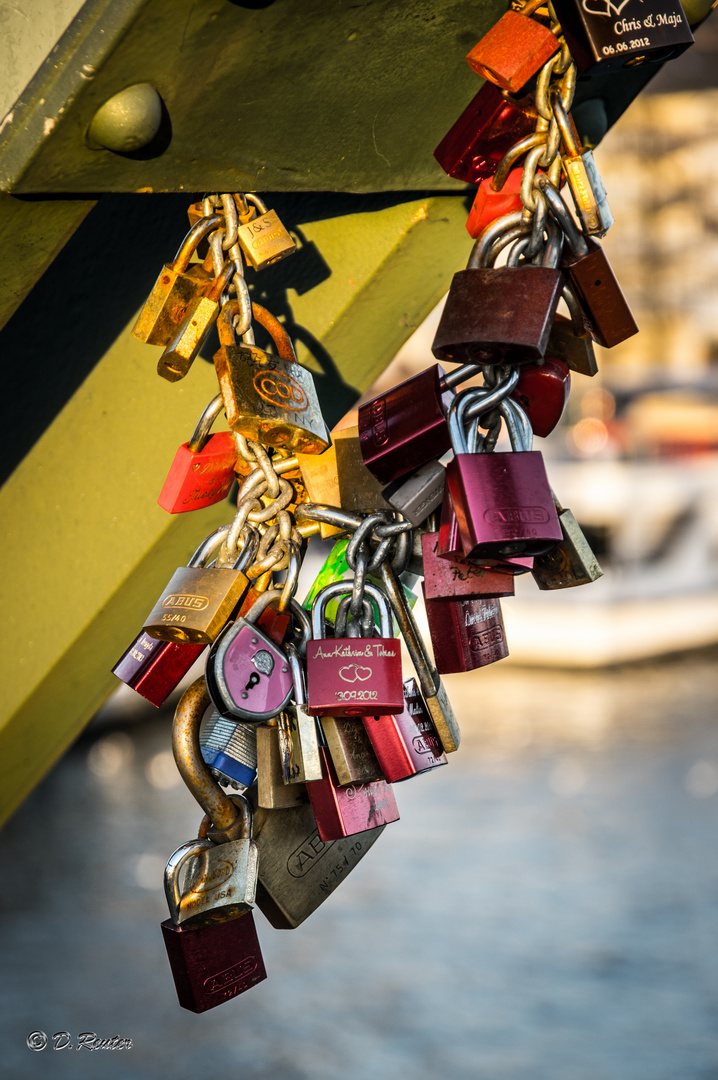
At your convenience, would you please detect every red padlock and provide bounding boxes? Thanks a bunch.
[112,632,205,708]
[158,394,236,513]
[422,589,509,675]
[433,81,537,185]
[422,531,515,601]
[306,583,403,719]
[361,678,447,783]
[438,486,534,574]
[509,355,571,438]
[466,0,560,94]
[466,166,524,240]
[306,745,400,841]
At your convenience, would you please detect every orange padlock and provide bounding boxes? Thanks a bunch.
[466,0,560,94]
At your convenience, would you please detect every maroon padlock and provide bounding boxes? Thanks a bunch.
[422,531,515,601]
[509,355,571,438]
[358,363,478,485]
[306,582,403,719]
[423,587,509,675]
[306,745,400,841]
[112,631,205,708]
[445,391,562,560]
[157,394,236,514]
[362,678,447,783]
[433,80,537,185]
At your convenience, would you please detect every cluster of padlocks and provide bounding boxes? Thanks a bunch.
[112,0,694,1012]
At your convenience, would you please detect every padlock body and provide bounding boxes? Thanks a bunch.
[112,632,205,707]
[548,313,598,377]
[158,292,221,383]
[562,150,613,238]
[362,678,447,783]
[161,910,267,1013]
[446,451,562,558]
[157,432,237,513]
[277,707,323,784]
[422,531,515,600]
[434,81,537,184]
[213,344,329,454]
[132,263,211,346]
[236,209,296,270]
[306,747,400,842]
[306,635,403,718]
[532,507,603,589]
[466,167,523,240]
[551,0,694,76]
[166,838,259,925]
[256,723,308,808]
[563,240,638,349]
[320,716,384,785]
[144,566,250,645]
[423,590,509,674]
[466,10,560,93]
[200,713,258,790]
[206,620,293,721]
[432,267,565,366]
[252,799,385,928]
[382,459,445,526]
[358,365,454,485]
[509,356,571,438]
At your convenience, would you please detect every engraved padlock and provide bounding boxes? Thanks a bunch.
[143,524,258,645]
[157,393,237,514]
[421,530,516,601]
[552,92,613,238]
[256,720,309,809]
[531,489,604,590]
[423,588,509,674]
[319,715,384,785]
[205,589,310,722]
[235,193,296,271]
[362,677,447,783]
[306,743,400,842]
[306,582,404,719]
[278,644,323,783]
[112,631,205,708]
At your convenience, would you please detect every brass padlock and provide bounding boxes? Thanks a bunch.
[213,301,330,454]
[157,261,235,383]
[256,721,309,809]
[132,213,221,346]
[319,716,384,785]
[295,422,392,527]
[532,491,603,589]
[235,193,296,271]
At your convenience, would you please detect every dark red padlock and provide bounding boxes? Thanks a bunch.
[437,486,534,573]
[422,588,509,674]
[112,631,205,708]
[361,678,447,783]
[422,531,515,600]
[433,81,536,185]
[509,356,571,438]
[306,746,400,841]
[158,394,236,514]
[466,0,560,93]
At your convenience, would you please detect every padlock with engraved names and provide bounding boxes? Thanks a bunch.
[158,260,235,383]
[531,490,603,589]
[306,582,403,718]
[256,721,309,809]
[164,796,258,927]
[143,525,257,645]
[319,716,384,785]
[433,211,565,366]
[552,93,613,238]
[434,80,537,184]
[362,677,447,783]
[213,300,330,454]
[550,0,694,77]
[158,394,237,514]
[538,177,638,350]
[132,213,220,346]
[423,588,509,674]
[306,744,400,842]
[445,391,562,560]
[235,193,296,271]
[422,530,516,601]
[277,644,323,784]
[382,459,445,526]
[465,0,560,93]
[200,712,258,791]
[206,590,310,722]
[112,631,205,708]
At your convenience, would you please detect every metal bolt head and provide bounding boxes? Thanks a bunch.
[87,82,162,153]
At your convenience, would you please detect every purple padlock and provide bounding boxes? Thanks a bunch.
[205,591,310,722]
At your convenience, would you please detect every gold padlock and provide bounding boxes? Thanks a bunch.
[532,492,603,590]
[295,420,392,526]
[235,193,296,271]
[319,717,384,786]
[132,214,221,346]
[213,301,330,454]
[157,261,235,383]
[256,721,309,809]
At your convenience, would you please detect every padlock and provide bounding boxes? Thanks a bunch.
[213,301,330,454]
[112,631,205,708]
[445,392,562,560]
[547,286,598,377]
[157,394,237,514]
[251,798,385,929]
[306,745,400,842]
[509,355,571,438]
[531,491,603,589]
[296,423,392,521]
[466,166,525,240]
[437,486,534,574]
[551,0,693,77]
[256,721,309,809]
[200,711,258,790]
[161,910,267,1013]
[235,581,291,645]
[306,582,403,718]
[538,176,638,349]
[423,588,509,674]
[382,459,445,526]
[379,560,462,755]
[362,677,447,783]
[358,363,479,486]
[465,0,560,93]
[319,716,384,785]
[432,210,565,366]
[143,525,257,645]
[235,193,296,271]
[157,260,235,383]
[552,93,613,238]
[277,644,323,783]
[421,530,515,601]
[132,213,220,346]
[433,80,537,184]
[164,795,258,927]
[205,590,310,722]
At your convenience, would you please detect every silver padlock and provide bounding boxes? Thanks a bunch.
[381,459,446,526]
[276,644,323,783]
[200,711,258,791]
[164,795,259,926]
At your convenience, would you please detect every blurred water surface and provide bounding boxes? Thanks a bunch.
[2,651,718,1080]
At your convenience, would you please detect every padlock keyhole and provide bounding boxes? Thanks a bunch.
[244,672,261,692]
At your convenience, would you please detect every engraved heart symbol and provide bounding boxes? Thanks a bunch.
[338,663,373,683]
[582,0,631,17]
[355,666,372,682]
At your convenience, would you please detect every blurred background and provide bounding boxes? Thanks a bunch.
[2,14,718,1080]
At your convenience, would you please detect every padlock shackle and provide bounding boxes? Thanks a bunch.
[441,362,482,389]
[285,642,306,707]
[232,525,260,572]
[468,210,526,270]
[536,177,589,257]
[242,587,311,655]
[172,213,223,272]
[311,580,393,640]
[188,524,232,568]
[172,677,242,836]
[188,393,226,453]
[499,396,533,452]
[246,192,269,216]
[164,838,214,924]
